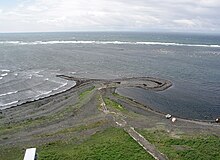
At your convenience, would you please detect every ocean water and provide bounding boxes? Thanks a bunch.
[0,32,219,120]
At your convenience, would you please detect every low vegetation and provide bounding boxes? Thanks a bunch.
[104,98,124,111]
[37,120,107,138]
[38,127,154,160]
[79,86,95,99]
[11,86,96,132]
[139,129,220,160]
[0,127,154,160]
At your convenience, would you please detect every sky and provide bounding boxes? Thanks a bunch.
[0,0,220,33]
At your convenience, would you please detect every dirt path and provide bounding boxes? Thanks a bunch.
[125,127,168,160]
[98,86,168,160]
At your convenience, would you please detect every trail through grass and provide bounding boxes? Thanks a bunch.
[0,127,155,160]
[38,127,154,160]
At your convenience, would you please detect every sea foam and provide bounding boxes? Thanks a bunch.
[0,91,18,97]
[1,73,8,77]
[0,100,19,107]
[0,40,220,48]
[1,70,10,72]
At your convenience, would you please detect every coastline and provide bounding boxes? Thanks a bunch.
[0,75,219,159]
[2,75,171,110]
[2,75,218,125]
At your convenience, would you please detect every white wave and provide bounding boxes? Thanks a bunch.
[33,70,44,75]
[0,91,18,97]
[27,74,33,79]
[35,74,44,77]
[34,94,41,98]
[0,41,20,44]
[35,90,52,98]
[1,69,10,72]
[53,82,68,91]
[136,41,220,48]
[35,82,68,98]
[0,77,2,80]
[34,71,41,74]
[0,100,19,107]
[212,52,220,55]
[42,91,52,95]
[1,73,8,77]
[0,40,220,48]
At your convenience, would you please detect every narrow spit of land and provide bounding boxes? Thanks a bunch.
[0,76,219,160]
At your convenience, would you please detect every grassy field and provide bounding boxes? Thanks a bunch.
[139,129,220,160]
[38,127,154,160]
[104,98,124,111]
[0,127,154,160]
[0,147,24,160]
[79,86,95,100]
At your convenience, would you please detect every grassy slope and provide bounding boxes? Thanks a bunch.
[0,147,24,160]
[0,86,95,137]
[0,127,154,160]
[79,86,95,100]
[139,129,220,160]
[38,127,154,160]
[104,98,124,111]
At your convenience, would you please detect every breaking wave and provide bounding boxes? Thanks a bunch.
[1,73,8,77]
[0,40,220,48]
[1,101,19,107]
[0,91,18,97]
[34,82,68,98]
[1,70,10,72]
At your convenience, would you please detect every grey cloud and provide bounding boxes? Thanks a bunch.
[0,0,219,32]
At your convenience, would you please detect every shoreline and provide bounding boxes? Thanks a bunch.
[116,94,218,126]
[1,75,171,110]
[49,75,219,124]
[2,75,218,125]
[0,75,219,151]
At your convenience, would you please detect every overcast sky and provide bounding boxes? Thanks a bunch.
[0,0,220,33]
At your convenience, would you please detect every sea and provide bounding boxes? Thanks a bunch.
[0,32,220,120]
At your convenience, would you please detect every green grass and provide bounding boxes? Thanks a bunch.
[0,116,48,136]
[0,87,95,136]
[38,127,154,160]
[0,127,154,160]
[79,86,95,100]
[139,129,220,160]
[37,120,107,138]
[112,92,124,99]
[0,147,24,160]
[0,105,78,136]
[104,98,124,111]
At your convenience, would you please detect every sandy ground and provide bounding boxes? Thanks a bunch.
[0,76,219,149]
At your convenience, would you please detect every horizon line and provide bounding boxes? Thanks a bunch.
[1,30,220,35]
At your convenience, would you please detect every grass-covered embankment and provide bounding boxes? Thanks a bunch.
[104,98,124,111]
[39,127,154,160]
[139,129,220,160]
[79,86,95,100]
[0,127,154,160]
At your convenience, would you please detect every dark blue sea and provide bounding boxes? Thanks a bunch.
[0,32,220,120]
